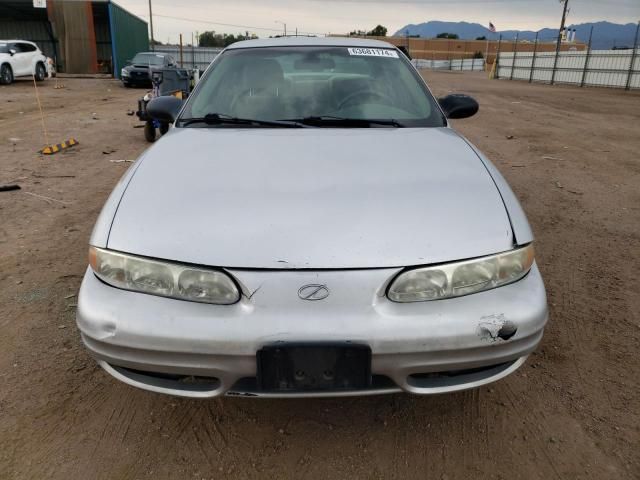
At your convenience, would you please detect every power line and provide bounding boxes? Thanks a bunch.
[134,12,325,36]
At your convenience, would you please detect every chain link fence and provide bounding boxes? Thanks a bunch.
[154,45,222,71]
[412,58,485,71]
[495,22,640,90]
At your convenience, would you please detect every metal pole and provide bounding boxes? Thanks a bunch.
[485,37,489,67]
[179,33,183,68]
[529,32,539,83]
[625,21,640,90]
[148,0,155,50]
[495,34,502,79]
[551,0,569,85]
[580,26,593,88]
[510,33,519,80]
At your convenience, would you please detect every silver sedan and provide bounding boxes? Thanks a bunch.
[76,37,547,398]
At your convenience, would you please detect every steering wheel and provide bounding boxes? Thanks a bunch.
[338,90,393,110]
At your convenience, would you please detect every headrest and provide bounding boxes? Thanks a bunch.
[243,59,285,90]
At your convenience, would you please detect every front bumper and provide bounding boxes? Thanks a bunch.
[122,73,150,84]
[76,263,548,398]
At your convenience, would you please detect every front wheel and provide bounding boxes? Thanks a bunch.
[0,64,13,85]
[34,62,46,81]
[144,121,156,142]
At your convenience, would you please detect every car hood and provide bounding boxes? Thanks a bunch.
[107,128,514,269]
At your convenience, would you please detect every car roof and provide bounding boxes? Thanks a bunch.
[135,52,167,56]
[0,40,37,45]
[226,36,396,50]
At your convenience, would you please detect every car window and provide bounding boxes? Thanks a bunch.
[17,43,36,53]
[0,43,10,54]
[131,53,165,66]
[181,46,445,127]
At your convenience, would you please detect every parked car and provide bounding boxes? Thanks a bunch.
[77,37,548,398]
[0,40,47,84]
[121,52,178,87]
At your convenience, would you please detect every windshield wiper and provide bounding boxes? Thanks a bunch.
[283,116,404,128]
[178,113,307,128]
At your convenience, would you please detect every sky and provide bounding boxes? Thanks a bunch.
[115,0,640,44]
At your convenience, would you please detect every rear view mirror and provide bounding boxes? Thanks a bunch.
[147,96,183,123]
[294,57,335,71]
[438,94,479,119]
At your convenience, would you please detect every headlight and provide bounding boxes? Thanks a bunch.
[88,247,240,305]
[388,244,534,302]
[121,69,129,77]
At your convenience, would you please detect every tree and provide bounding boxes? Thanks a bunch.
[198,31,220,47]
[198,30,257,48]
[476,36,487,41]
[367,25,388,37]
[436,33,459,39]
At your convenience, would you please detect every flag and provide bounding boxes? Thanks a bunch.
[489,22,497,33]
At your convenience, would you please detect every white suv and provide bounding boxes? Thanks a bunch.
[0,40,48,84]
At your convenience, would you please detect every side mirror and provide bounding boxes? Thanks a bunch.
[9,49,17,56]
[125,59,132,65]
[147,96,183,123]
[438,94,479,119]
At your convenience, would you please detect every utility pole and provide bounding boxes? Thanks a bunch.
[555,0,569,54]
[275,21,287,36]
[551,0,569,85]
[148,0,155,50]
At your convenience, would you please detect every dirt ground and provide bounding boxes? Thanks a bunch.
[1,72,639,480]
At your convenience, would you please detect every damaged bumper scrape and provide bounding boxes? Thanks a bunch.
[76,263,548,398]
[477,314,519,342]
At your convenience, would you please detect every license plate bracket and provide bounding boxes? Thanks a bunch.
[257,344,372,392]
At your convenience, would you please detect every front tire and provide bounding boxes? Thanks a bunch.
[34,62,46,81]
[0,64,13,85]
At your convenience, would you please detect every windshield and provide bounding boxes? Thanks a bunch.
[0,44,9,54]
[131,53,164,66]
[180,46,445,127]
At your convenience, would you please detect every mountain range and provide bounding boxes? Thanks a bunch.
[393,21,639,49]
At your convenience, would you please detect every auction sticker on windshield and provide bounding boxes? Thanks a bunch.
[347,48,399,58]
